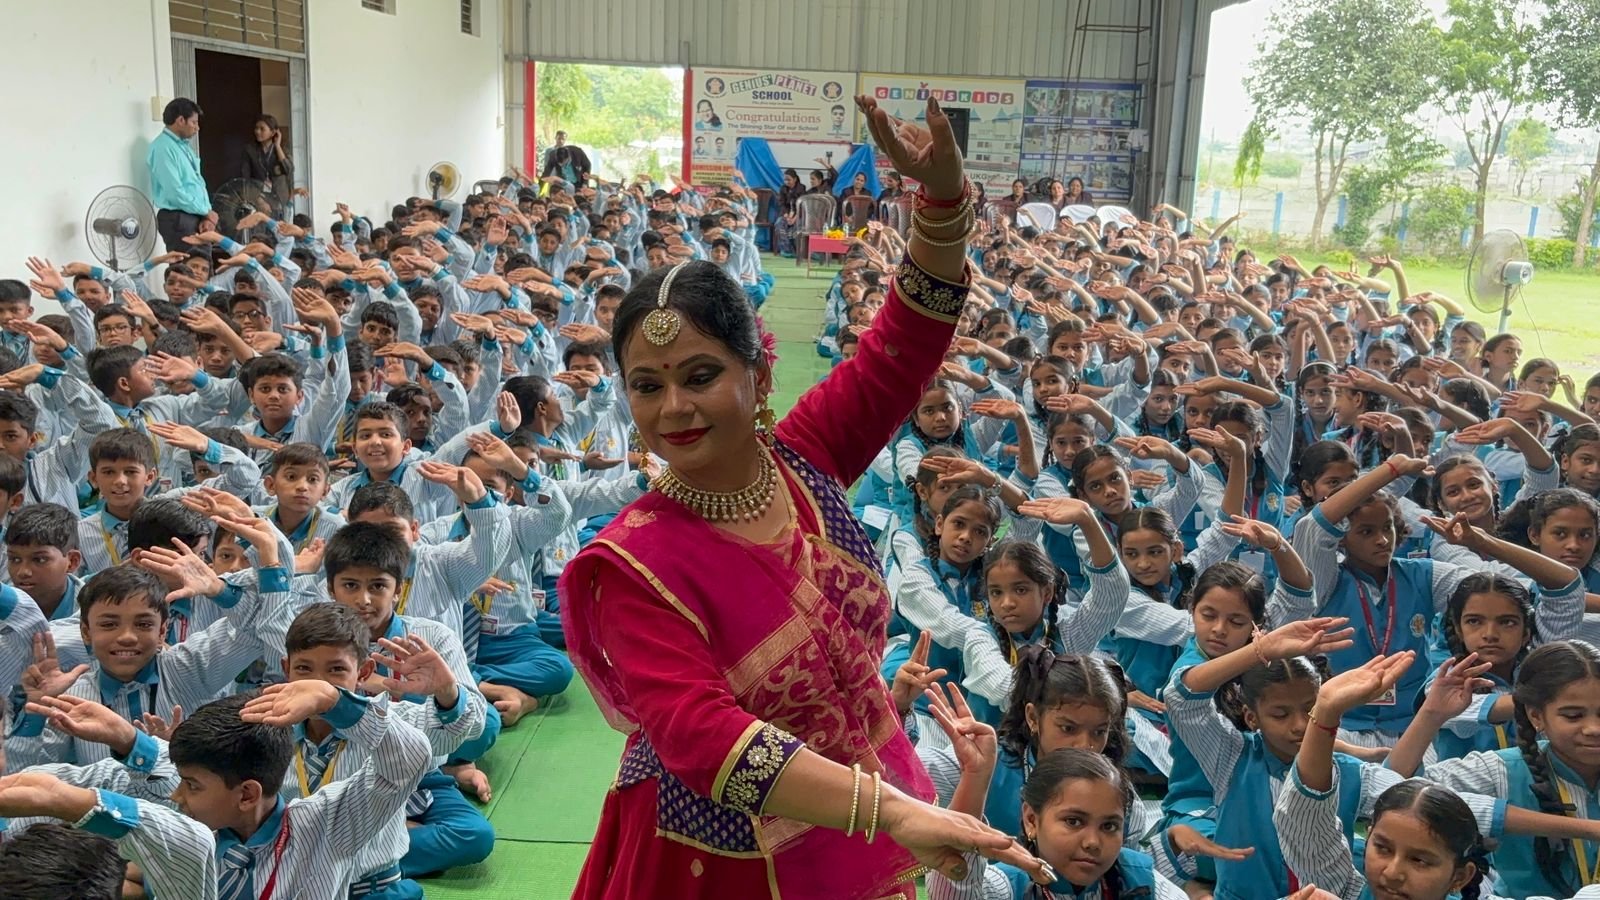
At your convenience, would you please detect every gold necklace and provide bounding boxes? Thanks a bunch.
[652,444,778,522]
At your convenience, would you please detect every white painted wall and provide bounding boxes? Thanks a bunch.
[0,0,174,270]
[306,0,506,225]
[0,0,505,280]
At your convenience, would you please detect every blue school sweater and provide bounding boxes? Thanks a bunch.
[1309,509,1442,734]
[1493,742,1596,899]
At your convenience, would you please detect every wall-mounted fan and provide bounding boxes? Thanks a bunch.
[84,186,157,272]
[1465,229,1534,334]
[211,179,284,243]
[427,162,461,200]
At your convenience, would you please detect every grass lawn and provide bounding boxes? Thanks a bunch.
[1396,263,1600,374]
[1241,248,1600,374]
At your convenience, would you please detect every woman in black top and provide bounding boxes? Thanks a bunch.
[876,171,904,204]
[806,161,838,194]
[242,114,294,203]
[839,171,874,229]
[773,169,806,255]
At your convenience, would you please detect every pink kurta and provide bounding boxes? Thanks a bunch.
[561,258,968,900]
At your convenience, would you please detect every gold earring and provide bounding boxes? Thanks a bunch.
[755,397,777,432]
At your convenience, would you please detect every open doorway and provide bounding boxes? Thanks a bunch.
[193,50,294,194]
[531,63,684,184]
[172,37,309,217]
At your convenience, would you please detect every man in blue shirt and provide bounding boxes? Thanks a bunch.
[146,98,214,251]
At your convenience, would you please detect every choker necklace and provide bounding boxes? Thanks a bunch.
[652,444,778,522]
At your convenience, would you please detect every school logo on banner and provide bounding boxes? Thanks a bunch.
[689,67,857,186]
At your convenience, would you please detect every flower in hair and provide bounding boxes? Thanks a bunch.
[756,317,780,369]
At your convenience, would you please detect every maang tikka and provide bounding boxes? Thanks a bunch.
[642,262,688,346]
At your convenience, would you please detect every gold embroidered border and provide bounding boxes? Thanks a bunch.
[720,724,799,812]
[712,720,766,803]
[755,743,799,816]
[593,539,709,641]
[725,615,814,697]
[892,258,971,323]
[652,827,769,860]
[760,811,813,850]
[804,531,888,592]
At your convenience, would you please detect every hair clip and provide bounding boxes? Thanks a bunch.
[643,262,687,346]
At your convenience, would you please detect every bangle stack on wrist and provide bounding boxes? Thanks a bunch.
[911,179,976,248]
[845,765,885,842]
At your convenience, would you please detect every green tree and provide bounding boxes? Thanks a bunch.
[1433,0,1538,248]
[569,66,679,151]
[1231,118,1267,214]
[1505,118,1553,196]
[1407,184,1476,253]
[535,65,681,182]
[1334,126,1444,249]
[1534,0,1600,265]
[1556,188,1596,245]
[1333,165,1386,249]
[1244,0,1439,248]
[1379,126,1448,206]
[534,63,591,145]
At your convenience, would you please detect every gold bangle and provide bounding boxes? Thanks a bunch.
[865,770,883,843]
[845,763,862,836]
[913,196,972,226]
[910,221,975,247]
[913,202,974,228]
[912,199,974,233]
[911,218,974,242]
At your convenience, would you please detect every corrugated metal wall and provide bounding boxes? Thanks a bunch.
[509,0,1247,208]
[513,0,1148,80]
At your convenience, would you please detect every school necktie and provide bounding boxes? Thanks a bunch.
[338,403,357,448]
[404,786,434,818]
[304,740,337,788]
[461,598,483,662]
[218,844,255,900]
[123,407,149,436]
[165,609,189,646]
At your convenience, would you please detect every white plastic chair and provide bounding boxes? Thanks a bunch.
[1017,202,1057,231]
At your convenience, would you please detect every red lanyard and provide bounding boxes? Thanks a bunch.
[1247,490,1261,520]
[1354,574,1397,655]
[255,812,292,900]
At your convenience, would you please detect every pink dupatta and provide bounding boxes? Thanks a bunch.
[561,256,968,898]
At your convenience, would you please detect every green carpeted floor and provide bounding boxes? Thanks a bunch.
[422,253,837,898]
